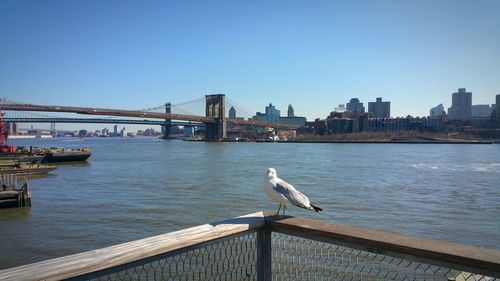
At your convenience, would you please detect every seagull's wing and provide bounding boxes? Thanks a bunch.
[274,179,311,209]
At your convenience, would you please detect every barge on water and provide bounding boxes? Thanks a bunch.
[39,147,92,162]
[0,160,57,175]
[0,114,91,163]
[1,146,92,163]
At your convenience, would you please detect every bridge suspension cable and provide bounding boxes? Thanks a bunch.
[226,97,269,123]
[138,97,206,117]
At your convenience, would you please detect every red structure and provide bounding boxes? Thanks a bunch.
[0,112,16,152]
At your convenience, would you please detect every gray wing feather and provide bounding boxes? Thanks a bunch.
[274,181,310,208]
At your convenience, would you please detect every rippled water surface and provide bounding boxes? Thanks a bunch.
[1,138,499,269]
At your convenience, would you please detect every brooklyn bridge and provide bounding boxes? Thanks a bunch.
[0,94,299,141]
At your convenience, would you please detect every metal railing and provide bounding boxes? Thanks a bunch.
[0,211,498,281]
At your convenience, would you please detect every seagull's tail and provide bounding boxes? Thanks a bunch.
[310,204,323,212]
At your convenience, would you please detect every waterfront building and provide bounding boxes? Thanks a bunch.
[121,127,127,138]
[368,117,443,133]
[322,114,444,135]
[327,118,354,134]
[346,98,365,113]
[287,104,295,117]
[298,119,326,135]
[229,106,236,119]
[496,94,500,125]
[278,116,307,127]
[471,105,492,118]
[430,104,445,117]
[447,88,472,120]
[368,98,390,118]
[8,122,17,135]
[114,125,118,137]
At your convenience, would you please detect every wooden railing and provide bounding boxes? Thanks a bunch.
[0,212,499,281]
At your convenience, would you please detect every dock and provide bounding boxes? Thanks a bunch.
[0,174,31,208]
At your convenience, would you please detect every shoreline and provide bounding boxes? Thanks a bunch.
[278,139,494,144]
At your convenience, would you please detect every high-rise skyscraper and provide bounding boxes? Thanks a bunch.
[229,106,236,119]
[430,104,445,117]
[287,104,295,117]
[346,98,365,113]
[265,103,280,123]
[368,98,390,118]
[447,88,472,120]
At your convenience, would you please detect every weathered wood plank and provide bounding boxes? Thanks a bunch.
[266,216,500,277]
[0,211,266,281]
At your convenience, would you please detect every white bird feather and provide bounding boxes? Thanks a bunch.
[264,168,323,215]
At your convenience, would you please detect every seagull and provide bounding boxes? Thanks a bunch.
[264,168,323,215]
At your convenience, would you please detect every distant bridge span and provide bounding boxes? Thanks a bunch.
[0,103,297,129]
[3,117,201,126]
[0,103,214,123]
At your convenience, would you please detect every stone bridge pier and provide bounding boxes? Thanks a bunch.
[205,94,226,141]
[161,102,172,138]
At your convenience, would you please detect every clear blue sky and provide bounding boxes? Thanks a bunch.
[1,0,499,129]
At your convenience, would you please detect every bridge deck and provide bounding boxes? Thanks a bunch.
[1,103,299,129]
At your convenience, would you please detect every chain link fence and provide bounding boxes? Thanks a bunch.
[270,232,496,281]
[72,231,258,281]
[3,213,497,281]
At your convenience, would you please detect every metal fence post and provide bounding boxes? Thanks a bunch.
[257,227,272,281]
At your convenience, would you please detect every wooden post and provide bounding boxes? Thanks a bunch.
[257,227,272,281]
[21,181,31,207]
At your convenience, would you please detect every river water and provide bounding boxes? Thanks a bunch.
[0,138,499,270]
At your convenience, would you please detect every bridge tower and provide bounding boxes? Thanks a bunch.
[161,102,172,138]
[205,94,226,141]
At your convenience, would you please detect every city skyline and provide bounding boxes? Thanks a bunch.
[1,0,499,130]
[10,88,499,132]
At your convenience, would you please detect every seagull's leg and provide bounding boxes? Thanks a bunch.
[283,205,286,215]
[276,204,282,215]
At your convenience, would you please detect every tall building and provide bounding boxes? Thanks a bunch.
[264,103,280,123]
[113,125,118,137]
[447,88,472,120]
[229,106,236,119]
[346,98,365,113]
[287,104,295,117]
[368,97,390,118]
[430,104,445,117]
[8,122,18,135]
